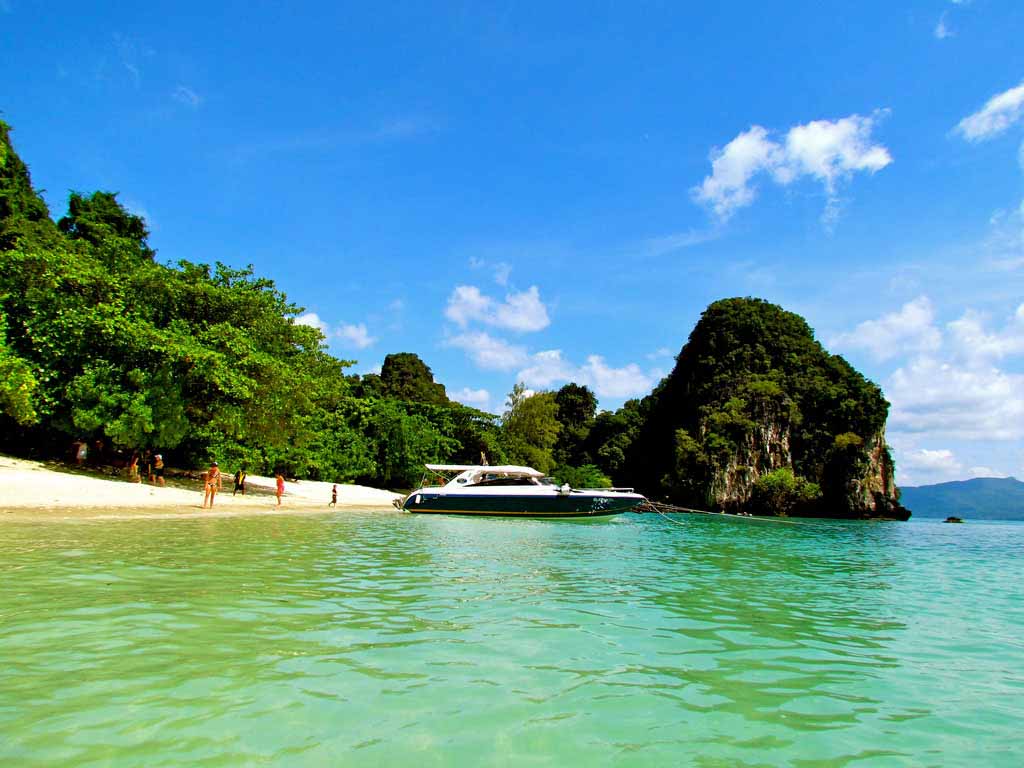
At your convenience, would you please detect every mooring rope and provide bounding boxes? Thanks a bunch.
[637,500,803,525]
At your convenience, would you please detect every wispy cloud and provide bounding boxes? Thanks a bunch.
[173,85,202,109]
[376,115,442,140]
[692,111,892,227]
[639,228,720,257]
[228,115,444,162]
[112,33,153,88]
[446,331,529,370]
[469,257,513,286]
[934,12,954,39]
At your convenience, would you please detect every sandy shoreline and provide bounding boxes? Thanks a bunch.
[0,455,404,522]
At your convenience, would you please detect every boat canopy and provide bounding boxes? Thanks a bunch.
[425,464,544,478]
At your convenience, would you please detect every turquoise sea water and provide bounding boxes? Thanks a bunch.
[1,511,1022,767]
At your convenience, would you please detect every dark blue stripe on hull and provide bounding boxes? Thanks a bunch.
[404,493,641,517]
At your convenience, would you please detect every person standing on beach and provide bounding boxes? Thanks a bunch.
[233,467,247,496]
[203,461,222,508]
[329,484,337,507]
[152,454,165,487]
[275,471,285,506]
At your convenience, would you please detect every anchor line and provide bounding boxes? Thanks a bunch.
[635,500,802,525]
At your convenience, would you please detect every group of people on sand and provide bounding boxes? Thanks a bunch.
[199,461,290,509]
[125,450,165,486]
[112,452,339,510]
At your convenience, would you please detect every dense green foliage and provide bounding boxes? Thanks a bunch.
[0,120,900,512]
[0,121,599,489]
[622,298,897,516]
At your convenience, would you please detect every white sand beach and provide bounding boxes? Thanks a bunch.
[0,455,403,521]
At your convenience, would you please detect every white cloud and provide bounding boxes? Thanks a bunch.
[693,112,892,223]
[934,12,953,39]
[444,284,550,332]
[295,313,376,349]
[445,286,492,327]
[887,356,1024,441]
[955,80,1024,142]
[515,351,656,399]
[517,350,578,388]
[494,286,549,332]
[947,304,1024,362]
[446,331,529,371]
[830,296,942,361]
[692,126,782,220]
[580,355,655,399]
[338,323,376,349]
[295,312,328,333]
[450,387,491,410]
[902,448,963,476]
[647,347,674,360]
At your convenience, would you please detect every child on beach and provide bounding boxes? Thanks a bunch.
[233,467,247,496]
[202,461,222,508]
[152,454,165,487]
[275,472,285,506]
[329,484,337,507]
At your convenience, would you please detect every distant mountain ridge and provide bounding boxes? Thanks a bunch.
[899,477,1024,520]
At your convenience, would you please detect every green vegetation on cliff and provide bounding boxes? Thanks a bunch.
[622,298,906,518]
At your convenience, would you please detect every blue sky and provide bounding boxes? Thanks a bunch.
[3,0,1023,485]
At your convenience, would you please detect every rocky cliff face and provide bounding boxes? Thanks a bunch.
[705,419,907,518]
[848,428,907,518]
[705,414,793,510]
[624,297,911,519]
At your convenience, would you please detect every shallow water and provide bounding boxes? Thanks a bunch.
[1,511,1022,766]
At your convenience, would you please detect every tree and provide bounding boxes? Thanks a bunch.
[749,468,820,516]
[553,382,597,466]
[58,191,155,261]
[378,352,449,405]
[501,383,560,473]
[0,309,37,425]
[0,120,53,249]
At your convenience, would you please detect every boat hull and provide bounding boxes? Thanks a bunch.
[403,491,642,518]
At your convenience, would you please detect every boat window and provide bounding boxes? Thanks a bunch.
[470,477,539,487]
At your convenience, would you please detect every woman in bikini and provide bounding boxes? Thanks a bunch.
[202,461,222,508]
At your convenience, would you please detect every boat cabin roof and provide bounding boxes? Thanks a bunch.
[425,464,544,478]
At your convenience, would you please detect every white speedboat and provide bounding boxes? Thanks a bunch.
[399,464,646,518]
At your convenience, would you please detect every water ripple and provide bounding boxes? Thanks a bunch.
[1,513,1022,765]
